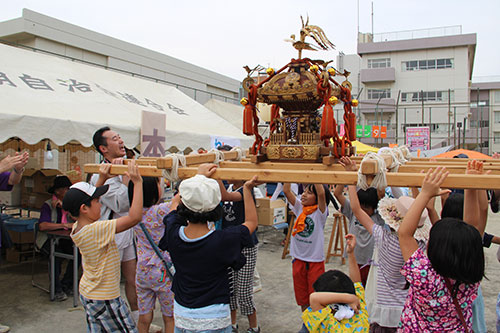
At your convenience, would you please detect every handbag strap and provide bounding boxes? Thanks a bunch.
[444,277,468,333]
[139,222,175,281]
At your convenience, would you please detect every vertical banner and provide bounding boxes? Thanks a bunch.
[363,126,372,137]
[356,125,363,137]
[406,126,430,152]
[380,126,387,139]
[141,110,166,157]
[372,126,380,138]
[339,124,345,137]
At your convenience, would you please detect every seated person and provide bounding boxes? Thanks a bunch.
[38,175,77,301]
[302,234,369,332]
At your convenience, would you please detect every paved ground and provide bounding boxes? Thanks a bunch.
[1,208,499,332]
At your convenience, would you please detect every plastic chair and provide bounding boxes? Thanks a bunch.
[31,222,50,293]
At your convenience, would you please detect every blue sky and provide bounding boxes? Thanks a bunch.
[2,0,499,80]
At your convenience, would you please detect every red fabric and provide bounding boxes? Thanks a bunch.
[320,103,335,140]
[358,264,371,288]
[292,259,325,306]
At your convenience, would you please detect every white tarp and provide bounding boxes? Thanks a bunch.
[0,43,251,150]
[204,98,243,130]
[410,145,453,157]
[204,98,270,139]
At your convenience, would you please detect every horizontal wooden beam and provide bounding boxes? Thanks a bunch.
[351,156,499,163]
[177,167,500,189]
[156,151,240,169]
[83,164,163,177]
[219,161,500,175]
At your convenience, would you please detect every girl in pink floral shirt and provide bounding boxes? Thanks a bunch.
[397,164,486,332]
[129,177,174,333]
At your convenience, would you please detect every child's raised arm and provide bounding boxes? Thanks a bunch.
[340,156,375,234]
[116,160,143,233]
[283,183,297,206]
[95,163,112,187]
[346,234,361,284]
[464,160,487,236]
[333,185,346,207]
[217,180,242,202]
[309,292,359,313]
[398,167,448,262]
[314,183,326,213]
[242,176,259,234]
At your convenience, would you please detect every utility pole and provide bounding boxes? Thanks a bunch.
[371,2,374,37]
[477,88,480,151]
[404,108,407,145]
[453,107,457,148]
[429,107,432,149]
[463,117,467,149]
[395,90,401,145]
[375,95,383,145]
[421,90,424,126]
[448,89,451,146]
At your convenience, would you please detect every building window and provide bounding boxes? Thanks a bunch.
[367,89,391,99]
[495,112,500,124]
[470,101,489,107]
[494,91,500,103]
[495,132,500,143]
[402,58,453,71]
[368,58,391,69]
[401,90,453,103]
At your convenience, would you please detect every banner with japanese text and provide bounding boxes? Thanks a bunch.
[0,43,249,150]
[141,111,166,157]
[406,127,430,152]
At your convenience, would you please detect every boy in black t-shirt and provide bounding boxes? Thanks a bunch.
[159,164,258,332]
[219,180,260,333]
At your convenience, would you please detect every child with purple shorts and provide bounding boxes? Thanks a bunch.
[129,177,175,333]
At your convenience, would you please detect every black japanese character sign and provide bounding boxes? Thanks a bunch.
[166,103,188,116]
[142,128,166,157]
[145,98,165,111]
[19,74,53,90]
[0,72,16,87]
[58,79,92,93]
[117,92,146,106]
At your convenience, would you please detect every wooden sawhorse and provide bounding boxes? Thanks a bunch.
[326,213,349,264]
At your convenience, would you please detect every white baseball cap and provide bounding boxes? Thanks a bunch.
[63,182,109,215]
[179,175,221,213]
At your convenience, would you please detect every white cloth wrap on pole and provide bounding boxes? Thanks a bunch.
[162,153,187,183]
[357,152,387,191]
[399,145,412,161]
[208,148,225,165]
[378,148,400,172]
[230,146,243,161]
[393,147,408,164]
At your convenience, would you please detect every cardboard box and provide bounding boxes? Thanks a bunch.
[21,192,51,209]
[7,229,35,244]
[6,247,32,263]
[22,169,62,194]
[0,184,21,206]
[256,198,287,226]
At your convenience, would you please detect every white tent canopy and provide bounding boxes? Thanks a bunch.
[0,43,251,150]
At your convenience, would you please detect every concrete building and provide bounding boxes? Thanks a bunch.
[0,8,240,105]
[347,26,478,149]
[470,81,500,154]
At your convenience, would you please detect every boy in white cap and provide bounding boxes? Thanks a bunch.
[62,161,143,332]
[159,164,258,332]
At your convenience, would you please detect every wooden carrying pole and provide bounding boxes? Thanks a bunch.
[83,150,500,189]
[156,151,240,169]
[175,167,500,190]
[219,161,500,175]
